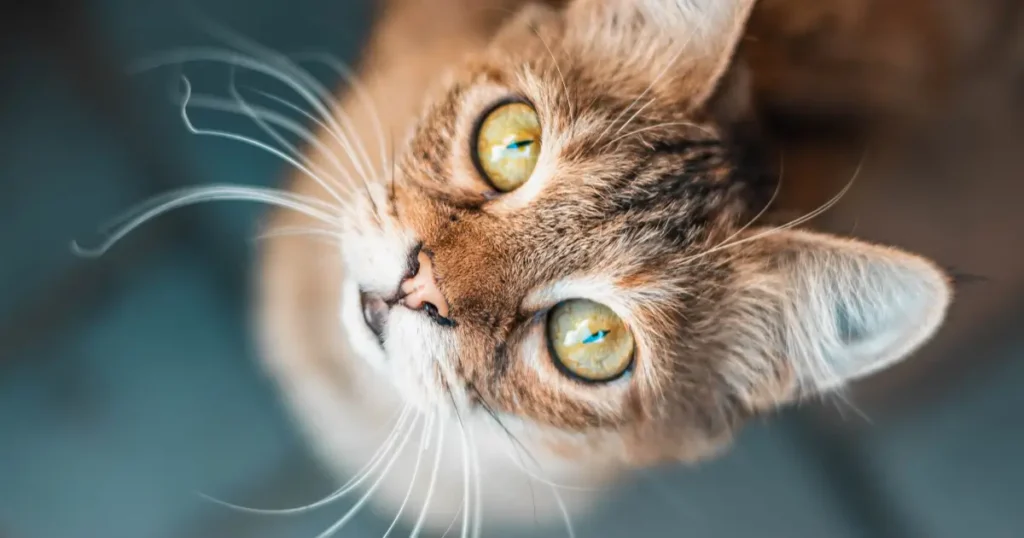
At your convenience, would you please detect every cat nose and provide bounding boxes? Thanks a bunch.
[400,249,450,319]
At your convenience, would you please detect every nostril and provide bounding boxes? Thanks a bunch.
[399,249,452,323]
[422,301,456,327]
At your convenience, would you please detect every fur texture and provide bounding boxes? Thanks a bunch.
[257,0,951,531]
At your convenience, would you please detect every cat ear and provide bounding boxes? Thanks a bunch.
[490,3,563,50]
[565,0,757,108]
[733,229,952,406]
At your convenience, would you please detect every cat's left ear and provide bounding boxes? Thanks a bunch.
[730,229,952,408]
[565,0,757,108]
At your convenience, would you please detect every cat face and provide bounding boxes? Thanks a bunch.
[337,0,951,465]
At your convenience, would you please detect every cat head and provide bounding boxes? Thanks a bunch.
[338,0,951,465]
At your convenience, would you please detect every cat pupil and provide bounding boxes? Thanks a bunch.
[582,329,610,345]
[506,139,533,150]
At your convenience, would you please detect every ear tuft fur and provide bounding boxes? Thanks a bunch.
[565,0,758,107]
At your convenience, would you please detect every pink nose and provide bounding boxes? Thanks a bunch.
[400,251,450,318]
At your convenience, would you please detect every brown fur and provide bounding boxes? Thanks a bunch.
[257,0,952,528]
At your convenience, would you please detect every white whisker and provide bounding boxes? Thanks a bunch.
[133,49,377,192]
[523,25,574,128]
[313,411,423,538]
[598,35,692,145]
[612,96,656,137]
[242,87,386,227]
[241,88,357,179]
[698,152,785,257]
[198,406,414,516]
[497,441,604,492]
[466,423,483,538]
[409,409,446,538]
[550,481,577,538]
[603,120,715,149]
[181,23,387,220]
[439,507,464,538]
[681,151,865,265]
[255,225,343,244]
[183,87,361,212]
[292,52,390,181]
[227,71,360,203]
[71,184,340,258]
[174,76,352,208]
[197,26,380,186]
[382,411,435,538]
[456,417,471,538]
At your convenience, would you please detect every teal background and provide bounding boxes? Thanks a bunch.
[1,1,1022,537]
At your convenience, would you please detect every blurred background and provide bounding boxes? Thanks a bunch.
[0,0,1022,537]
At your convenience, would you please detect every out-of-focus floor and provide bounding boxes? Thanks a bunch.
[0,1,1022,537]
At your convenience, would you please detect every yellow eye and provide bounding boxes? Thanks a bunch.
[546,299,635,382]
[475,102,542,192]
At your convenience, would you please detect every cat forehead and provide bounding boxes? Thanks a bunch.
[404,75,747,251]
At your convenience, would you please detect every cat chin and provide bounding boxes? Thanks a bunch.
[261,276,623,532]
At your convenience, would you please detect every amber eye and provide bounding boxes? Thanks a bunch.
[546,299,635,382]
[474,102,542,192]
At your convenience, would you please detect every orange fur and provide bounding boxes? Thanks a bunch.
[257,0,952,530]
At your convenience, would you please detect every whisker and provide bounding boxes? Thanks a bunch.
[466,422,483,538]
[291,52,390,182]
[680,150,866,265]
[240,86,387,228]
[524,23,574,128]
[227,71,360,203]
[255,225,343,244]
[471,385,593,492]
[313,411,423,538]
[381,411,435,538]
[603,120,715,149]
[186,92,336,175]
[824,388,872,424]
[597,35,693,145]
[182,85,362,213]
[133,48,378,200]
[199,406,413,516]
[611,96,656,138]
[445,394,472,538]
[550,480,577,538]
[71,184,340,258]
[180,23,388,224]
[494,441,606,493]
[241,88,378,214]
[439,507,464,538]
[409,409,446,538]
[468,386,534,466]
[695,151,785,258]
[176,76,350,207]
[183,17,382,184]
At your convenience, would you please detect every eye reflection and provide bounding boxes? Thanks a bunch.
[546,299,634,382]
[474,102,541,192]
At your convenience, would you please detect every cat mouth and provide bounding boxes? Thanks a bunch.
[360,290,389,346]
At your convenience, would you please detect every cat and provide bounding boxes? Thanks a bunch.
[243,0,953,534]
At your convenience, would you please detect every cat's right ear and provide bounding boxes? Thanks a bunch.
[564,0,757,108]
[726,229,952,410]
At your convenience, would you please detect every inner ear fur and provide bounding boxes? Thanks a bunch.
[727,228,952,410]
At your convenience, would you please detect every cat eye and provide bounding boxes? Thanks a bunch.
[474,102,542,192]
[546,299,635,382]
